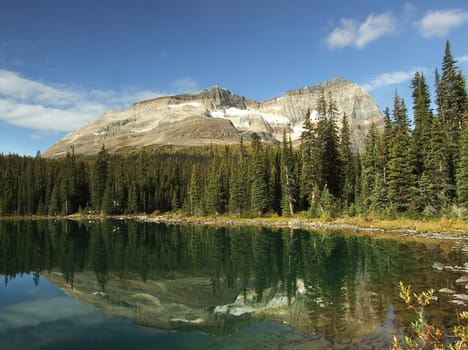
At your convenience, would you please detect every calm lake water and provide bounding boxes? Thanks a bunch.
[1,220,467,349]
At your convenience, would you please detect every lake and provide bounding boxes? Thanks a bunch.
[0,220,467,349]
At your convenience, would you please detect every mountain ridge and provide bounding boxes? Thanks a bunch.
[44,78,384,158]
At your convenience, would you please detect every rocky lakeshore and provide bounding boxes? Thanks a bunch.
[433,261,468,308]
[130,215,468,242]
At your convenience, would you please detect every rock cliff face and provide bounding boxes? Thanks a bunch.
[44,78,383,157]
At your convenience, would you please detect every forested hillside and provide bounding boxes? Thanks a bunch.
[1,42,466,220]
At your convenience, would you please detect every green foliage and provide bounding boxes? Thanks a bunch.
[391,282,468,350]
[250,135,271,216]
[281,130,297,216]
[457,118,468,206]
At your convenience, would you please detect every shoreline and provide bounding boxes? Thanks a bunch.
[2,213,467,241]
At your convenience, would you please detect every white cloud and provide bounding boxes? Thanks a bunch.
[418,9,468,38]
[403,2,417,17]
[457,55,468,64]
[362,68,423,92]
[0,69,197,132]
[326,12,396,49]
[172,77,199,93]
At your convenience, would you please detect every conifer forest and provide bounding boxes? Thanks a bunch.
[1,42,467,220]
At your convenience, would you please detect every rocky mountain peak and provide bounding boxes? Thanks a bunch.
[44,78,384,158]
[195,85,246,109]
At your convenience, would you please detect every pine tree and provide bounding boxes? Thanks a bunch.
[280,130,296,216]
[457,117,468,206]
[380,107,393,187]
[92,145,109,212]
[410,71,433,176]
[360,123,381,213]
[229,139,249,216]
[436,40,467,201]
[101,179,114,215]
[188,165,202,216]
[387,94,416,213]
[339,113,355,207]
[299,109,315,207]
[229,161,248,216]
[48,185,60,216]
[126,181,138,214]
[316,108,342,199]
[206,161,224,215]
[250,133,270,216]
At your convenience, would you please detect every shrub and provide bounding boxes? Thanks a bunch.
[391,282,468,350]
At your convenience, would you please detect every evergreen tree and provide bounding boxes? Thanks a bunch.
[410,71,433,176]
[436,40,467,200]
[101,179,114,215]
[92,145,109,212]
[250,134,270,216]
[280,130,296,216]
[457,117,468,206]
[229,139,249,216]
[188,165,202,216]
[48,185,60,216]
[206,161,225,215]
[360,123,381,213]
[387,94,416,213]
[126,181,138,214]
[299,109,315,208]
[316,107,342,199]
[339,113,355,207]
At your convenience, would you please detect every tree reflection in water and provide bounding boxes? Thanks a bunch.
[0,220,463,342]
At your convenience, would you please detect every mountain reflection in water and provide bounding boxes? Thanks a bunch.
[0,220,466,349]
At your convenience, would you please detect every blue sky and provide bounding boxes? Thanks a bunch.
[0,0,467,155]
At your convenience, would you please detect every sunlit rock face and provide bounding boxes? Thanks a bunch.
[44,78,383,157]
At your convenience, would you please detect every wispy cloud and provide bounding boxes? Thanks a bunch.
[326,12,396,49]
[418,9,468,38]
[172,77,199,93]
[0,69,197,132]
[456,55,468,64]
[362,68,424,92]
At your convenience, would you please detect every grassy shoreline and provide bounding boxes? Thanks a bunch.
[2,212,467,238]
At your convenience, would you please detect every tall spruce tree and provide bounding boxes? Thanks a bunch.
[410,71,433,176]
[457,117,468,206]
[318,93,342,199]
[206,160,225,215]
[436,40,467,200]
[387,94,416,213]
[229,139,249,216]
[339,113,355,207]
[360,123,381,213]
[188,165,202,216]
[280,130,296,216]
[299,109,315,208]
[250,133,270,216]
[92,145,109,212]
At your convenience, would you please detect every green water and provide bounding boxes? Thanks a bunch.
[0,220,466,349]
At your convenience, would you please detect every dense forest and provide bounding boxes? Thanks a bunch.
[0,41,467,220]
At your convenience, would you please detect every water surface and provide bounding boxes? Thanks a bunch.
[0,220,467,349]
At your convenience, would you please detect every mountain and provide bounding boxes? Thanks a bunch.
[44,78,384,157]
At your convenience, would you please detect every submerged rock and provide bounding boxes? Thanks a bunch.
[449,300,466,307]
[456,276,468,284]
[432,262,444,271]
[438,288,456,294]
[453,294,468,302]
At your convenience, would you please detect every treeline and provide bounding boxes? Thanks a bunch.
[0,41,467,219]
